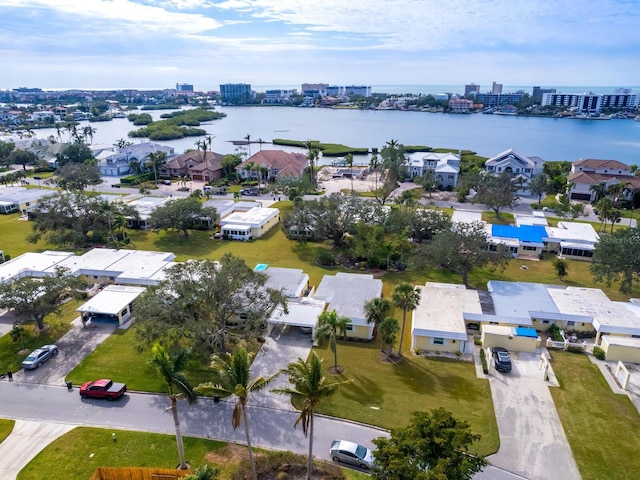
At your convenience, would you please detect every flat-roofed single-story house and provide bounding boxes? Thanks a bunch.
[481,325,539,353]
[544,222,599,260]
[600,336,640,363]
[0,200,17,214]
[267,298,326,336]
[125,196,173,229]
[77,285,146,325]
[313,272,383,340]
[411,283,480,354]
[0,250,74,283]
[489,224,547,258]
[0,186,57,216]
[220,207,279,240]
[261,266,310,298]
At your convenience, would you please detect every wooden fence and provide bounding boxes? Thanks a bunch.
[89,467,192,480]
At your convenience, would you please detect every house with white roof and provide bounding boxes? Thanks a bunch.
[313,272,383,340]
[0,186,57,215]
[220,207,279,240]
[0,251,74,283]
[76,285,146,325]
[411,283,481,354]
[406,152,460,188]
[484,148,545,195]
[124,196,173,229]
[261,266,310,298]
[267,297,326,336]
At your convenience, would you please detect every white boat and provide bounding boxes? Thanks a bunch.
[634,116,640,122]
[570,114,612,120]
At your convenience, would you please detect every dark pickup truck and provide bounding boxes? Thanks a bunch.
[79,379,127,400]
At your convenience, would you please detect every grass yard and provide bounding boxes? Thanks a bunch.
[549,352,640,480]
[311,342,499,457]
[65,327,215,392]
[17,426,369,480]
[481,211,515,225]
[0,298,82,373]
[0,418,15,444]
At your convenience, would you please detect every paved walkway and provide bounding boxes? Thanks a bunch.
[487,350,580,480]
[0,420,73,480]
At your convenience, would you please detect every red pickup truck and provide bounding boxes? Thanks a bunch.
[79,379,127,400]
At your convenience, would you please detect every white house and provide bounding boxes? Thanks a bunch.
[220,207,280,240]
[406,152,461,188]
[484,148,545,195]
[99,142,175,177]
[76,285,146,325]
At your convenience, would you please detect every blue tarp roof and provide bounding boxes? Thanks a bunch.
[515,327,538,338]
[491,224,547,243]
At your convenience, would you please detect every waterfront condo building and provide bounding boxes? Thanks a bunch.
[175,83,194,92]
[464,83,480,96]
[263,89,297,104]
[220,83,253,104]
[449,98,473,113]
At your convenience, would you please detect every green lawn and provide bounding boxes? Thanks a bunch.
[311,342,499,457]
[0,299,82,373]
[17,426,368,480]
[481,211,515,225]
[549,352,640,480]
[0,418,15,444]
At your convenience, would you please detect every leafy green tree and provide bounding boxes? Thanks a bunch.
[314,309,350,372]
[55,140,94,166]
[221,153,242,179]
[417,169,439,198]
[590,227,640,293]
[134,255,287,355]
[55,160,101,191]
[378,317,399,357]
[304,139,320,188]
[8,148,37,171]
[553,258,569,281]
[148,344,198,470]
[146,151,168,185]
[472,172,521,219]
[372,408,486,480]
[528,174,549,204]
[407,209,452,243]
[196,347,277,480]
[0,140,16,167]
[273,352,350,480]
[392,283,421,356]
[414,221,512,287]
[380,139,406,184]
[184,464,219,480]
[0,267,84,330]
[364,297,391,349]
[148,197,217,236]
[10,324,27,351]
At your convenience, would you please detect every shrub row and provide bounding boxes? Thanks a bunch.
[479,349,489,374]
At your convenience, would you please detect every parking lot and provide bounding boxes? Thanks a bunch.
[487,351,581,480]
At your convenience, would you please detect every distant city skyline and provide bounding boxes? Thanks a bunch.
[1,1,639,90]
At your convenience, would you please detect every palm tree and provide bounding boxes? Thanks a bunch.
[378,317,400,357]
[148,344,198,470]
[313,309,349,372]
[391,283,421,356]
[196,347,277,480]
[54,123,64,142]
[344,153,354,193]
[244,134,252,156]
[589,181,607,203]
[257,138,265,151]
[272,352,349,480]
[364,297,391,350]
[82,126,97,144]
[259,165,268,187]
[146,151,167,185]
[370,154,380,191]
[304,139,319,189]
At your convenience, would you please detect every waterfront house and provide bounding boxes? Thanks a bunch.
[484,148,545,195]
[405,152,460,188]
[236,150,307,181]
[567,158,640,202]
[161,150,224,182]
[99,142,175,177]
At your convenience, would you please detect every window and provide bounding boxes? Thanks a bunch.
[567,321,575,327]
[432,337,445,345]
[543,320,550,324]
[346,323,354,331]
[523,245,537,251]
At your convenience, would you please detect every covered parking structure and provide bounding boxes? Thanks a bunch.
[267,298,326,337]
[76,285,146,325]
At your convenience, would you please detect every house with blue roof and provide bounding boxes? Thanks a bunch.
[489,224,547,258]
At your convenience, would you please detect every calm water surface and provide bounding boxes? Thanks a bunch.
[34,106,640,164]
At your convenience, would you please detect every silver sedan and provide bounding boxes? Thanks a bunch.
[21,344,58,370]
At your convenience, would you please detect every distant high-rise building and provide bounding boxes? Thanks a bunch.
[464,83,480,96]
[532,86,556,102]
[175,83,194,92]
[301,83,328,96]
[325,85,344,96]
[491,82,503,95]
[220,83,253,104]
[344,85,372,97]
[614,87,632,94]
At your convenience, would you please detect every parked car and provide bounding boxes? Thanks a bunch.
[22,344,58,370]
[240,188,259,196]
[161,179,171,185]
[491,347,512,372]
[330,440,375,469]
[79,379,127,400]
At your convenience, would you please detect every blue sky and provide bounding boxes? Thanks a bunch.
[1,0,639,91]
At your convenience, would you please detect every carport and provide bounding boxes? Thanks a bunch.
[77,285,145,326]
[267,298,326,337]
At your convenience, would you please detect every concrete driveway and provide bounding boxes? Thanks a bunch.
[487,351,580,480]
[249,324,313,410]
[13,319,117,386]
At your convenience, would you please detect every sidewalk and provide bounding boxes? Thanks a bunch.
[0,420,73,480]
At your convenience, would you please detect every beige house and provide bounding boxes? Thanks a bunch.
[481,325,539,353]
[568,159,640,202]
[411,283,481,354]
[160,150,224,182]
[236,150,307,181]
[600,336,640,363]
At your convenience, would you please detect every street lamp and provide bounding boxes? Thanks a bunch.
[33,175,41,189]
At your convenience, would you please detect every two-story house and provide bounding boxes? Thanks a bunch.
[406,152,460,188]
[160,150,225,182]
[484,148,545,195]
[568,159,640,202]
[99,142,175,177]
[236,150,308,181]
